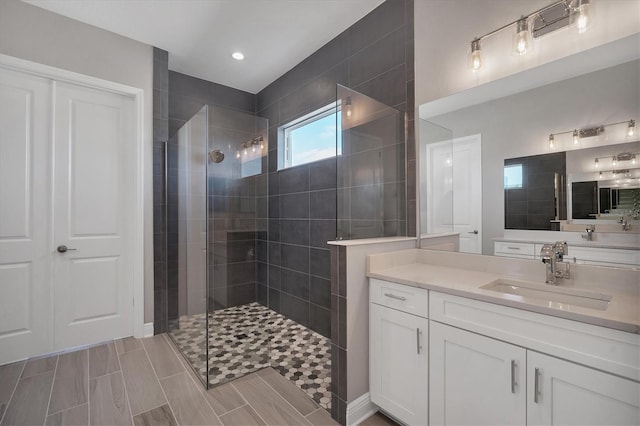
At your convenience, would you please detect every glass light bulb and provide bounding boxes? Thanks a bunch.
[346,106,352,118]
[470,39,482,72]
[628,120,636,137]
[471,50,482,71]
[599,172,602,179]
[573,130,579,144]
[548,134,554,149]
[594,158,599,168]
[260,141,264,149]
[235,150,240,159]
[243,147,248,156]
[252,145,256,153]
[574,1,591,34]
[514,31,529,55]
[612,156,617,167]
[632,156,637,165]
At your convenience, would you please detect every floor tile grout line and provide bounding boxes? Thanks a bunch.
[216,402,249,419]
[228,381,269,426]
[88,342,121,381]
[139,337,179,423]
[114,338,137,426]
[255,371,316,422]
[161,334,224,424]
[0,360,27,425]
[305,407,324,419]
[43,355,59,424]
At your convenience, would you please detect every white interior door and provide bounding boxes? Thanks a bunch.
[52,81,135,350]
[0,68,52,365]
[452,135,482,254]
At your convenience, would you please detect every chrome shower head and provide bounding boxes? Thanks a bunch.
[209,149,225,163]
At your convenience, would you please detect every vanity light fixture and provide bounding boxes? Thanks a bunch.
[628,120,636,137]
[548,119,632,150]
[469,0,593,72]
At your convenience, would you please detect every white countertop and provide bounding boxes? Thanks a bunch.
[367,249,640,334]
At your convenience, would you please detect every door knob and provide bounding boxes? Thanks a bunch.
[57,245,76,253]
[468,230,479,234]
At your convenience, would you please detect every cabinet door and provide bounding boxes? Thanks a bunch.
[370,303,429,425]
[430,322,526,426]
[528,351,640,426]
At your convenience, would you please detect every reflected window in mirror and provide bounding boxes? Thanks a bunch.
[504,164,523,189]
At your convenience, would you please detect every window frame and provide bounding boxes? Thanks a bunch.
[279,102,340,170]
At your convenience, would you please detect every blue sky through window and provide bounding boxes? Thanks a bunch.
[289,111,342,167]
[504,164,523,189]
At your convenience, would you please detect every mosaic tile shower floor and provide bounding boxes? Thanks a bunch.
[168,302,332,410]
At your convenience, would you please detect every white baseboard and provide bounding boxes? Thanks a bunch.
[346,392,378,426]
[143,322,154,337]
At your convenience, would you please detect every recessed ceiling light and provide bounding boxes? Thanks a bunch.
[232,52,244,61]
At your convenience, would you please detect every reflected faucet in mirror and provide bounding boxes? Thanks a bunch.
[581,224,595,241]
[540,241,571,285]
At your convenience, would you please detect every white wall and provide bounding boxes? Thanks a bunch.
[0,0,155,323]
[415,0,640,106]
[427,60,640,255]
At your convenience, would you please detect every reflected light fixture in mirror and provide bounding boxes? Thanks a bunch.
[628,119,636,137]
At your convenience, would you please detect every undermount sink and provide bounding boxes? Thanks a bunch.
[480,279,612,311]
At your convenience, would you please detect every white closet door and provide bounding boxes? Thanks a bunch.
[0,68,53,365]
[52,81,135,349]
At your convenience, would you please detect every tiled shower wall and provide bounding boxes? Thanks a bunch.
[153,48,169,334]
[256,1,414,421]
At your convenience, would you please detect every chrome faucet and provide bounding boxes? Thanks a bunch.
[540,241,570,285]
[581,224,595,241]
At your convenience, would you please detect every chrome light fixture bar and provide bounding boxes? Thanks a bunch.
[469,0,593,71]
[549,119,636,149]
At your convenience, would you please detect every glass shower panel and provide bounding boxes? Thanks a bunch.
[167,105,209,386]
[206,105,268,387]
[419,119,454,238]
[336,85,406,239]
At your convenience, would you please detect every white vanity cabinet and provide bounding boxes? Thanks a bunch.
[429,322,526,426]
[369,279,640,426]
[429,322,639,426]
[369,279,429,425]
[527,351,639,426]
[494,240,640,268]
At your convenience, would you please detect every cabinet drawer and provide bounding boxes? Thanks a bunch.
[494,241,535,256]
[370,279,428,318]
[430,292,640,381]
[568,246,640,267]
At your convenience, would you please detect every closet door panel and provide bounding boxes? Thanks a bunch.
[0,67,52,364]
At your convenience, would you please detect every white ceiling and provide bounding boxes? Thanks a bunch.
[23,0,384,94]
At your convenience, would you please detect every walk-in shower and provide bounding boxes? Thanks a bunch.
[163,85,406,414]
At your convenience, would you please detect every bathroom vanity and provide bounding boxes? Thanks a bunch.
[366,249,640,426]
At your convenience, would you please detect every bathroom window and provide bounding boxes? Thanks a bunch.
[280,103,342,169]
[504,164,523,189]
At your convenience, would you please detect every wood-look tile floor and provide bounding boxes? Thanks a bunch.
[0,334,338,426]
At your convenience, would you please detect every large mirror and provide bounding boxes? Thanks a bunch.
[418,36,640,262]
